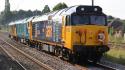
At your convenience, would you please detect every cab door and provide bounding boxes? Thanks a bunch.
[62,16,66,43]
[27,21,33,40]
[13,24,17,37]
[62,15,72,49]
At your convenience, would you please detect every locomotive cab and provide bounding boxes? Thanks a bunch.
[62,6,109,62]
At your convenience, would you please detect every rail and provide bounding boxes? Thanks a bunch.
[0,39,54,70]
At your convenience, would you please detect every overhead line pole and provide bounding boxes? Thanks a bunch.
[92,0,94,6]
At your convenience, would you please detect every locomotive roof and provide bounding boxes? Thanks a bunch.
[32,5,103,23]
[9,16,35,25]
[32,6,78,22]
[9,18,28,25]
[9,5,103,25]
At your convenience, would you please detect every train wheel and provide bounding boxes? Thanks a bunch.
[53,47,56,55]
[70,54,77,64]
[48,45,51,53]
[66,50,72,61]
[54,47,57,56]
[29,41,34,48]
[28,41,31,47]
[61,49,72,62]
[38,44,43,51]
[92,53,102,64]
[35,43,39,50]
[54,47,60,56]
[57,48,60,56]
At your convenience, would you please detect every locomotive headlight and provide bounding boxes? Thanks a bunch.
[94,8,98,11]
[81,8,84,11]
[97,33,105,42]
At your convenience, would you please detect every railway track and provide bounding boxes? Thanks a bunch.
[10,39,89,70]
[12,40,117,70]
[87,60,117,70]
[0,39,54,70]
[0,32,85,70]
[0,45,27,70]
[96,63,118,70]
[0,32,119,70]
[0,46,26,70]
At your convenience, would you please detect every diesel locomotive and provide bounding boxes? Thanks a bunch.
[9,5,109,63]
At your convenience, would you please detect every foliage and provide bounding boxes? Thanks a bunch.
[121,20,125,33]
[0,11,12,25]
[0,10,42,25]
[105,47,125,65]
[11,10,42,20]
[42,5,51,14]
[53,2,68,11]
[107,15,115,19]
[109,35,123,44]
[0,2,67,25]
[0,25,8,32]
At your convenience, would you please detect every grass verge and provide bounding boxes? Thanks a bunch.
[104,47,125,65]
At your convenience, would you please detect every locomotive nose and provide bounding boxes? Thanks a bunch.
[73,25,108,46]
[97,32,105,42]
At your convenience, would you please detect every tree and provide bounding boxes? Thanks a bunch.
[42,5,51,14]
[0,0,43,25]
[0,11,12,25]
[108,15,114,19]
[5,0,10,14]
[53,2,68,11]
[0,9,42,25]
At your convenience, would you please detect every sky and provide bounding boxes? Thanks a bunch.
[0,0,125,19]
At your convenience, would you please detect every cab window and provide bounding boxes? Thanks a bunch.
[66,16,71,26]
[71,15,89,25]
[90,16,106,25]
